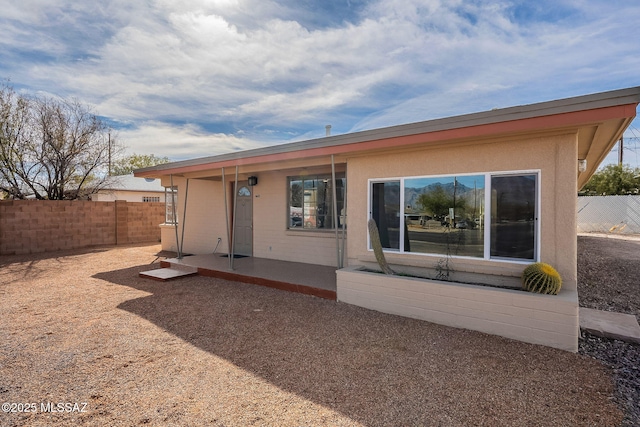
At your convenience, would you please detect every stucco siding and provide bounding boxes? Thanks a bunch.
[161,171,344,266]
[161,177,228,254]
[252,171,344,266]
[345,132,579,291]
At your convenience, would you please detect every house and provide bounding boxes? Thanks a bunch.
[135,87,640,351]
[90,174,166,203]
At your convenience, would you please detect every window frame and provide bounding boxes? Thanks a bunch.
[287,173,346,231]
[368,178,401,251]
[164,186,178,225]
[368,170,540,263]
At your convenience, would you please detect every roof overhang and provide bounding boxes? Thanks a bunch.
[135,87,640,189]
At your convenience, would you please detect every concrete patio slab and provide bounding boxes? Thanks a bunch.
[142,254,337,300]
[580,307,640,344]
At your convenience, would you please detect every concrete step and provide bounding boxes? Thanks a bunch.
[579,307,640,344]
[165,261,198,273]
[139,267,198,282]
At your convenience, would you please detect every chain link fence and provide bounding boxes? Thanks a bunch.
[577,195,640,234]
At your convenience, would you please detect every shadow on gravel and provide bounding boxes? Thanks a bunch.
[92,265,622,426]
[0,247,110,268]
[1,247,114,286]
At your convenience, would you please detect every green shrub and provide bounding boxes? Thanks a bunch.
[522,262,562,295]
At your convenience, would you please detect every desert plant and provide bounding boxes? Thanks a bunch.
[435,258,451,281]
[368,218,394,275]
[522,263,562,295]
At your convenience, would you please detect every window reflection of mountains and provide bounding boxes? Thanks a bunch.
[405,182,485,210]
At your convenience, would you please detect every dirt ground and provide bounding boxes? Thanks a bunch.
[0,242,629,426]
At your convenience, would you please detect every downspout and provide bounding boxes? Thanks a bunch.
[170,174,181,259]
[331,155,340,268]
[230,166,239,270]
[222,167,232,269]
[179,178,190,259]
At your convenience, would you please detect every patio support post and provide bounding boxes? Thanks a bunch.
[222,167,232,269]
[179,178,190,259]
[170,174,182,259]
[341,164,347,268]
[331,155,341,268]
[230,166,239,270]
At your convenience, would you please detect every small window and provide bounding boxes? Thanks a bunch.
[165,186,178,224]
[288,174,346,230]
[238,186,251,197]
[143,196,160,203]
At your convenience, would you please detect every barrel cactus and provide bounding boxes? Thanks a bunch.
[522,263,562,295]
[367,218,394,275]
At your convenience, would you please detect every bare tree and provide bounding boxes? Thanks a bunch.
[0,83,120,199]
[0,84,35,199]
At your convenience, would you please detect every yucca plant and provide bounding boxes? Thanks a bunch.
[522,262,562,295]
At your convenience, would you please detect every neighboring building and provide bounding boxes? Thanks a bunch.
[135,87,640,351]
[90,174,166,203]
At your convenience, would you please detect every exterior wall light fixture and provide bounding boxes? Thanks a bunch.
[578,159,587,173]
[248,176,258,186]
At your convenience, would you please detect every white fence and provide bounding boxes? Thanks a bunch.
[577,195,640,234]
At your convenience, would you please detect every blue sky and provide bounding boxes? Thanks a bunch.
[1,0,639,167]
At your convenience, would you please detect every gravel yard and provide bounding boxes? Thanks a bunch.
[577,235,640,427]
[0,241,634,426]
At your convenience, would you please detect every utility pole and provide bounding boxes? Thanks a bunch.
[618,136,623,166]
[108,132,112,176]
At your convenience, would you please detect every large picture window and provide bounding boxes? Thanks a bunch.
[370,171,538,261]
[289,174,346,230]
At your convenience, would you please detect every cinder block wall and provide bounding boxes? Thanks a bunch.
[0,200,164,255]
[126,202,166,244]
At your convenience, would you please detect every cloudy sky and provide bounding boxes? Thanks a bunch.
[1,0,639,167]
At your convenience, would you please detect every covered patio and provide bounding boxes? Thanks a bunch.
[141,254,337,300]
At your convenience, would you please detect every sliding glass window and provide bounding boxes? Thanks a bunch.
[371,181,401,250]
[490,174,537,260]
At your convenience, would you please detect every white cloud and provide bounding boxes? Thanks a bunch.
[117,121,264,161]
[1,0,639,165]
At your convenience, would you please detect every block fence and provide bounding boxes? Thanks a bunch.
[0,200,165,255]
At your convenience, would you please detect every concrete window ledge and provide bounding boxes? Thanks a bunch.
[336,266,579,352]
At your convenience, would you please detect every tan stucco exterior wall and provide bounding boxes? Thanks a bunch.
[158,131,579,278]
[160,176,225,254]
[251,170,344,266]
[160,171,344,267]
[345,132,578,291]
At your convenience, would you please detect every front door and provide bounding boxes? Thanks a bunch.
[234,182,253,256]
